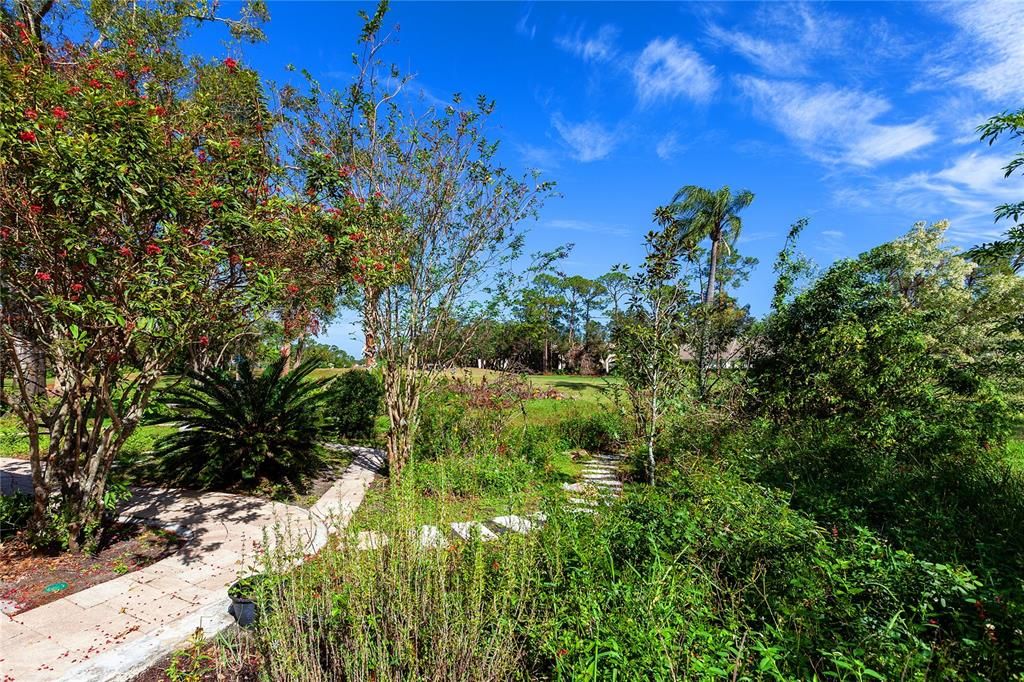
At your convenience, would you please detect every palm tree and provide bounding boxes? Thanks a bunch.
[654,185,754,304]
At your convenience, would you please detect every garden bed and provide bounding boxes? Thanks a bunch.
[0,523,186,615]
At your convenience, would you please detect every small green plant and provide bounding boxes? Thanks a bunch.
[323,369,383,440]
[111,557,131,575]
[153,357,330,489]
[0,492,32,540]
[166,629,215,682]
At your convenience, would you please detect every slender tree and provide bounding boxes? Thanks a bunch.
[654,185,754,304]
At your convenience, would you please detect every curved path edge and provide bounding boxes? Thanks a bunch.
[0,447,384,682]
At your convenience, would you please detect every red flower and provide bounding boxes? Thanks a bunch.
[0,228,10,239]
[200,239,211,247]
[24,108,38,120]
[118,246,133,257]
[18,130,37,143]
[325,235,335,244]
[224,57,238,72]
[229,138,241,149]
[29,204,42,214]
[150,105,166,117]
[557,649,568,657]
[198,335,210,347]
[114,69,127,79]
[145,243,161,255]
[66,86,82,95]
[88,78,103,89]
[373,191,383,198]
[338,165,356,178]
[211,199,223,209]
[374,262,385,271]
[52,107,68,120]
[229,254,241,265]
[140,65,152,74]
[351,231,364,242]
[35,272,51,282]
[287,284,300,295]
[70,283,84,292]
[353,274,365,284]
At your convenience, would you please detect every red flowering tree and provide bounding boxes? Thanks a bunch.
[0,1,299,549]
[280,3,554,475]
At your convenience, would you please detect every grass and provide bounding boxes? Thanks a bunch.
[0,415,175,460]
[1006,437,1024,473]
[352,449,581,529]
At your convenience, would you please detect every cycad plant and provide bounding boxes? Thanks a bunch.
[154,357,330,489]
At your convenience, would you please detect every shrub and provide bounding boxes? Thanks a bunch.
[245,517,539,681]
[152,357,329,489]
[323,370,382,440]
[0,492,32,540]
[557,410,624,452]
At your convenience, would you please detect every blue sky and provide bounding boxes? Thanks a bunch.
[192,1,1023,354]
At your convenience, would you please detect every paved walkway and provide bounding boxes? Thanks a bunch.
[0,448,384,682]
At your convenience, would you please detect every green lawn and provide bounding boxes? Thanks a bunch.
[0,417,175,460]
[1006,437,1024,473]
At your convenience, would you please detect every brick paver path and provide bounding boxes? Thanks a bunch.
[0,449,383,681]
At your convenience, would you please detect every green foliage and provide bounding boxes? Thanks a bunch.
[323,369,382,440]
[153,357,329,489]
[246,518,538,681]
[302,341,357,368]
[556,411,624,452]
[0,492,32,540]
[751,222,1020,458]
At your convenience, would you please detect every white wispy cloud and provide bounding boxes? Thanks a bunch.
[705,4,847,77]
[655,132,684,161]
[736,77,937,167]
[545,218,630,237]
[518,143,560,172]
[943,0,1024,101]
[551,114,620,162]
[515,11,537,40]
[633,37,717,105]
[834,151,1017,242]
[816,228,848,259]
[554,24,620,63]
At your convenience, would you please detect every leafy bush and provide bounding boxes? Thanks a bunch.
[0,492,32,540]
[323,369,382,440]
[153,357,329,489]
[245,517,539,681]
[556,410,624,452]
[528,466,1018,680]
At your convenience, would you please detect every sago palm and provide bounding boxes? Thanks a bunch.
[654,185,754,304]
[153,356,331,489]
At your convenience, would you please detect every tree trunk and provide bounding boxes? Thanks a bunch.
[382,362,420,478]
[705,237,719,305]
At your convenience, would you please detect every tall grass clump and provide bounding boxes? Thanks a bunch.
[244,484,541,681]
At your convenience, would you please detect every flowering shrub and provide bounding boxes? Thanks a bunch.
[0,4,291,549]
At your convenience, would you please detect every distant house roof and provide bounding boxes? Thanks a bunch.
[678,339,745,362]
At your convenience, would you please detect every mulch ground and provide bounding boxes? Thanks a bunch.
[0,523,186,615]
[131,634,261,682]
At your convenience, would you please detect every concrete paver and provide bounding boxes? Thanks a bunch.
[0,447,384,682]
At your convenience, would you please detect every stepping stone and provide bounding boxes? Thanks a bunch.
[416,525,446,548]
[562,482,587,494]
[357,530,388,550]
[450,521,497,541]
[568,497,597,507]
[491,515,534,533]
[529,511,547,523]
